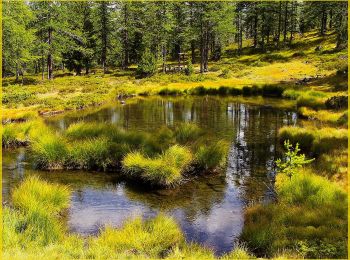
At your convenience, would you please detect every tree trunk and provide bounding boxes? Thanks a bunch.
[41,51,45,80]
[123,4,129,69]
[253,12,258,48]
[283,2,288,43]
[329,9,333,29]
[47,27,53,80]
[277,1,282,46]
[191,41,195,64]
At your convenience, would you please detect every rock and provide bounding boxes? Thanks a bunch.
[325,95,348,110]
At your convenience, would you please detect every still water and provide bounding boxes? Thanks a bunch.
[2,96,297,255]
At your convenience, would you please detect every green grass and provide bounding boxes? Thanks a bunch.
[4,177,70,249]
[195,141,229,170]
[88,214,184,258]
[241,168,347,259]
[5,177,258,259]
[2,122,32,147]
[174,123,203,144]
[278,126,347,155]
[68,137,117,171]
[122,145,193,186]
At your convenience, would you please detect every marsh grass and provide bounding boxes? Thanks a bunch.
[2,122,32,147]
[195,141,229,170]
[88,214,184,258]
[278,126,347,155]
[32,133,68,169]
[122,145,193,186]
[242,168,347,259]
[174,123,203,144]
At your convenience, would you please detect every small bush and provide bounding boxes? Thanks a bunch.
[189,86,207,95]
[136,49,157,77]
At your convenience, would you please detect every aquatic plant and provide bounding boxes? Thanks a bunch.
[122,145,193,186]
[278,126,347,155]
[68,137,116,171]
[174,122,202,144]
[31,133,69,169]
[195,141,229,170]
[242,168,347,259]
[88,214,184,258]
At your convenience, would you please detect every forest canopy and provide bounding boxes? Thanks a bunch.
[3,1,348,80]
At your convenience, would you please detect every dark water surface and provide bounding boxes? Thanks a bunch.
[2,96,297,255]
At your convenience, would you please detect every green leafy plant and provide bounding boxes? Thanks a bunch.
[276,140,314,179]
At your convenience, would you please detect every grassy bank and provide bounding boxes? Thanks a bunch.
[3,121,228,186]
[4,176,256,260]
[241,149,348,259]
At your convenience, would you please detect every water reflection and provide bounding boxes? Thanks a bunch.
[3,96,297,255]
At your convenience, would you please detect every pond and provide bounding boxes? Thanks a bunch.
[2,96,297,255]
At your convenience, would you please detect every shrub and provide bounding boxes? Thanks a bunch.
[276,140,314,179]
[88,214,184,258]
[122,145,193,186]
[185,60,194,76]
[174,123,202,144]
[195,141,228,170]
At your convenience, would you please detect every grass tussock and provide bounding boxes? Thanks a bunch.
[195,141,229,170]
[5,177,257,259]
[298,106,347,126]
[174,123,203,144]
[88,214,184,258]
[242,169,347,259]
[122,145,193,186]
[4,177,70,249]
[278,126,347,155]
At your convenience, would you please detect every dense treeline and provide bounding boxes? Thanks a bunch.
[3,0,348,81]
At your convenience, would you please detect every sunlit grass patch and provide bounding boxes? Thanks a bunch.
[174,122,203,144]
[31,132,68,169]
[65,121,117,140]
[242,169,347,259]
[12,176,71,214]
[2,122,32,148]
[298,106,346,126]
[68,137,117,171]
[195,141,229,170]
[278,126,347,155]
[122,145,193,186]
[88,214,184,258]
[4,177,71,249]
